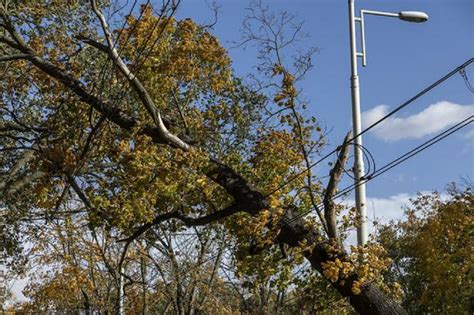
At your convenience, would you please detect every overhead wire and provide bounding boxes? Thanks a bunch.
[265,57,474,198]
[459,68,474,93]
[342,142,376,181]
[288,115,473,223]
[363,116,472,181]
[332,115,473,202]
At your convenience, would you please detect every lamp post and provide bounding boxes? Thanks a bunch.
[348,0,428,246]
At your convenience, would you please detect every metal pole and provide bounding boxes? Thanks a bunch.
[348,0,368,246]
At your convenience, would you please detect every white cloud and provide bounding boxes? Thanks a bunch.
[341,193,412,247]
[364,194,412,223]
[362,101,474,142]
[341,192,449,247]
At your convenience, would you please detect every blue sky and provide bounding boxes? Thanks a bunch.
[175,0,474,220]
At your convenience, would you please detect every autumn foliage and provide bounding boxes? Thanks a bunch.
[0,1,470,314]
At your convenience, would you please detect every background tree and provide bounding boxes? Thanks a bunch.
[378,184,473,314]
[17,213,240,313]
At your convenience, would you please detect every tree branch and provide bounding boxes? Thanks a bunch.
[0,14,34,53]
[75,35,109,54]
[0,35,23,51]
[90,0,190,151]
[324,131,352,240]
[277,205,407,315]
[0,7,266,212]
[120,202,241,245]
[0,53,29,62]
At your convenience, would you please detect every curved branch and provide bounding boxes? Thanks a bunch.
[120,202,241,245]
[324,131,352,240]
[90,0,190,151]
[75,35,109,54]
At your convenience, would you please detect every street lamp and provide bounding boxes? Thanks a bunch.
[347,0,428,247]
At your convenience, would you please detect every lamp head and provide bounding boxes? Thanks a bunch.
[398,11,429,23]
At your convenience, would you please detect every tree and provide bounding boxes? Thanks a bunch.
[378,184,473,314]
[0,1,405,313]
[17,212,239,313]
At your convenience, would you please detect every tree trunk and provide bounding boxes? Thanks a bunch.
[277,212,407,315]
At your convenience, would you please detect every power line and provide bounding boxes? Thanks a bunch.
[288,115,473,223]
[360,58,473,137]
[460,68,474,93]
[364,115,472,181]
[333,115,473,201]
[265,57,474,197]
[342,142,376,181]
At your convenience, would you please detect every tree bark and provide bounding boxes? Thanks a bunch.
[277,212,407,315]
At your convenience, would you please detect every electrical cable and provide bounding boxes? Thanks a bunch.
[343,142,376,180]
[365,116,472,180]
[459,68,474,93]
[265,57,474,197]
[326,115,473,210]
[359,58,473,137]
[288,115,473,223]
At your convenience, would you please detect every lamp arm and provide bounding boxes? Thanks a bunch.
[360,10,399,18]
[357,10,399,67]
